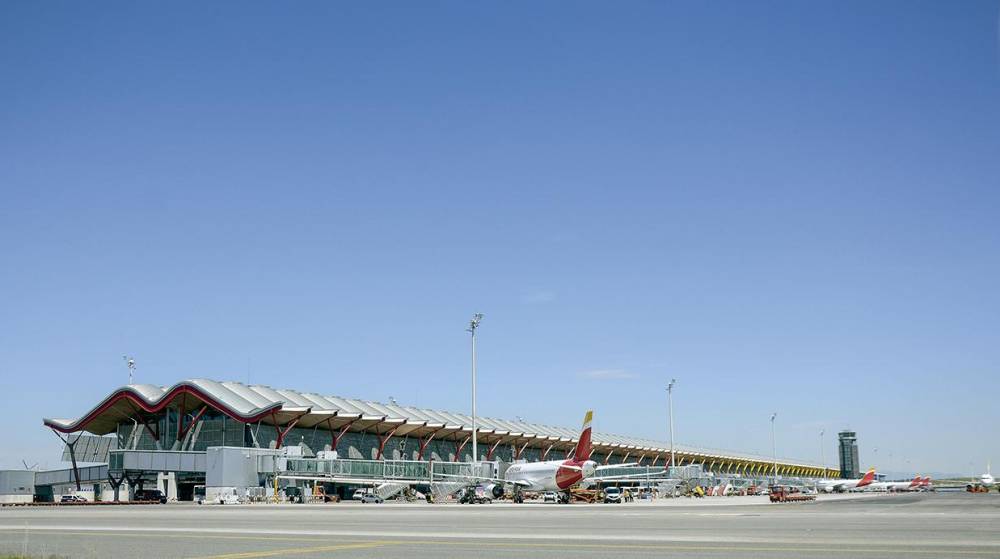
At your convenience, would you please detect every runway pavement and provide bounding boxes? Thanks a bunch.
[1,492,998,558]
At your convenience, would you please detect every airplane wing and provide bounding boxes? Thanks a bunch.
[590,470,669,481]
[596,463,639,470]
[278,474,432,486]
[431,472,532,487]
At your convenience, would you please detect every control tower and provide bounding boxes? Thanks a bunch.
[838,430,860,479]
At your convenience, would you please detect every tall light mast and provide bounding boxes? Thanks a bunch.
[667,379,677,471]
[820,429,826,475]
[467,313,483,465]
[770,412,778,484]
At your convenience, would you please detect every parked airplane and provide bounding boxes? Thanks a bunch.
[963,462,994,491]
[867,475,922,492]
[979,462,994,487]
[279,410,667,503]
[816,468,876,493]
[476,410,662,503]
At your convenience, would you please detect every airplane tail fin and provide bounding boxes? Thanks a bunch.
[922,476,931,486]
[859,468,876,487]
[910,476,921,487]
[576,410,594,461]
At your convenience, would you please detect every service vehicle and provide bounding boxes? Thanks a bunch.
[769,485,816,503]
[603,487,622,503]
[133,489,167,504]
[459,485,493,504]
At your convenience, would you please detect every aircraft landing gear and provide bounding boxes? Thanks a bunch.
[559,492,571,504]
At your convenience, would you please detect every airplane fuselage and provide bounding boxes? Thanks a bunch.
[817,470,876,493]
[504,459,598,491]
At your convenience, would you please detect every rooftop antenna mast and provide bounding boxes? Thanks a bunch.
[123,355,136,385]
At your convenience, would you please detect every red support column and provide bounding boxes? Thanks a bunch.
[376,425,401,460]
[418,429,442,461]
[637,454,646,465]
[622,451,631,464]
[604,450,614,465]
[328,418,358,453]
[651,454,660,467]
[542,443,556,461]
[514,440,532,460]
[176,401,186,442]
[453,434,472,462]
[133,414,161,445]
[125,401,161,444]
[485,438,505,461]
[273,411,308,449]
[144,419,160,443]
[177,406,207,442]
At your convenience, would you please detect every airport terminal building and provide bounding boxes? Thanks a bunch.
[16,379,837,502]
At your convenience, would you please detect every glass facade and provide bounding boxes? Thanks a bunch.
[116,411,250,451]
[112,411,579,464]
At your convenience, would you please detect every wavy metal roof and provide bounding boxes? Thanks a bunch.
[43,378,824,468]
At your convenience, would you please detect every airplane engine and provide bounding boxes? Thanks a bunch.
[484,483,505,499]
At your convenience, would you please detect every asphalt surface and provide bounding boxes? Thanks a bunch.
[1,492,998,558]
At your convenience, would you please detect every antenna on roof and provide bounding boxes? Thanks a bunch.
[123,355,136,385]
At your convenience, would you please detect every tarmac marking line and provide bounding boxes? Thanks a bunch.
[192,541,395,559]
[2,527,998,556]
[405,540,1000,555]
[0,528,341,544]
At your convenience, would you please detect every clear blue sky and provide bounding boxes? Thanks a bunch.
[1,1,998,476]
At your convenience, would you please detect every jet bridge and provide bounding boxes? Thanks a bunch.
[271,457,496,485]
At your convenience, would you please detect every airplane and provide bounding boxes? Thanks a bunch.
[279,410,667,503]
[867,475,922,492]
[474,410,664,503]
[964,462,994,491]
[979,462,994,487]
[919,476,932,490]
[815,468,876,493]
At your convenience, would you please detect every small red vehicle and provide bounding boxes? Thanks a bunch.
[769,485,816,503]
